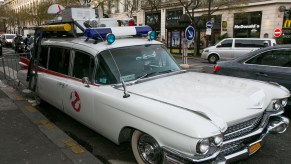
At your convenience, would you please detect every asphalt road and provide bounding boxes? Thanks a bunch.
[1,47,291,164]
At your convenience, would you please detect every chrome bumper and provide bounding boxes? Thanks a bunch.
[163,115,289,164]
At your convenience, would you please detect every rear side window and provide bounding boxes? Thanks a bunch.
[39,46,48,68]
[218,39,232,48]
[246,49,291,67]
[48,47,70,75]
[235,40,270,48]
[72,51,94,79]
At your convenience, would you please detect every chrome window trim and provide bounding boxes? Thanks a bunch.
[242,48,291,69]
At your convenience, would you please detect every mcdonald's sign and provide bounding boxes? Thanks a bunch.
[283,19,291,28]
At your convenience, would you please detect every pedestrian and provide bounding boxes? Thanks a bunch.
[14,34,23,52]
[24,34,33,46]
[263,41,269,47]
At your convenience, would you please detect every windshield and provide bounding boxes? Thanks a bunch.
[95,45,181,84]
[6,35,16,39]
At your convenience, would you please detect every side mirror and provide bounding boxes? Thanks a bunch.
[82,77,90,88]
[216,44,222,48]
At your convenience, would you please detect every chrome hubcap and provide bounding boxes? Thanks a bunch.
[137,134,162,164]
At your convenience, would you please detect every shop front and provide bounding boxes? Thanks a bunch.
[281,13,291,44]
[233,11,262,38]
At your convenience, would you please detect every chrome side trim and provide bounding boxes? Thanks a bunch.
[162,146,221,163]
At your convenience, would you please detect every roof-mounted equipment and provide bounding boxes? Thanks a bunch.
[84,26,152,44]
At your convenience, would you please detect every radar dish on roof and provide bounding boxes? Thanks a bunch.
[48,4,65,14]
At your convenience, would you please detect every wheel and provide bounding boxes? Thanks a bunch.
[131,130,163,164]
[208,54,219,64]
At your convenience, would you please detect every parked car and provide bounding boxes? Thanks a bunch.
[17,9,290,164]
[213,45,291,106]
[201,38,277,63]
[0,34,16,47]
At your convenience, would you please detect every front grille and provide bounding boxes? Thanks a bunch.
[221,115,264,156]
[224,115,263,141]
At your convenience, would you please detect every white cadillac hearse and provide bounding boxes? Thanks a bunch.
[18,8,290,164]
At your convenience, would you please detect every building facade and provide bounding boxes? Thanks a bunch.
[139,0,291,53]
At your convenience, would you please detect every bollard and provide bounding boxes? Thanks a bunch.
[180,39,190,69]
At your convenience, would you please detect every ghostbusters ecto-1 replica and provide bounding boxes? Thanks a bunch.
[17,5,290,164]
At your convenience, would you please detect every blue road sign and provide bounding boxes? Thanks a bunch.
[206,21,213,29]
[185,26,195,41]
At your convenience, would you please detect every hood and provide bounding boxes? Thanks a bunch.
[6,39,13,42]
[127,72,288,128]
[204,46,215,50]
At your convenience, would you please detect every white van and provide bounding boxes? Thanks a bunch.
[201,38,276,63]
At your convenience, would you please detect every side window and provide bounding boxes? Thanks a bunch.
[235,40,253,47]
[218,39,232,48]
[39,46,48,68]
[48,47,70,75]
[72,51,94,79]
[246,49,291,67]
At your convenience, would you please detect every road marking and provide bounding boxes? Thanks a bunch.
[63,139,85,154]
[40,119,55,129]
[25,106,37,112]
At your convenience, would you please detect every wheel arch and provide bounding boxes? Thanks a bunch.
[208,53,220,60]
[118,126,135,144]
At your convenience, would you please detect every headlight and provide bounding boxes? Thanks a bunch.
[204,49,209,53]
[213,134,223,146]
[273,100,281,110]
[196,139,210,154]
[281,98,288,107]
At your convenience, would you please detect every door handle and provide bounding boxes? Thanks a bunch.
[255,72,268,77]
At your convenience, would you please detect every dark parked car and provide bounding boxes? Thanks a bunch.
[213,45,291,106]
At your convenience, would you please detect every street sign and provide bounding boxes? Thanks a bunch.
[273,28,282,37]
[206,21,213,29]
[185,26,195,41]
[206,28,212,35]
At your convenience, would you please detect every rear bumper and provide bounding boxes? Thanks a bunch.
[162,114,289,164]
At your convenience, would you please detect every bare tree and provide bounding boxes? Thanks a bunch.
[177,0,248,55]
[141,0,162,34]
[118,0,140,18]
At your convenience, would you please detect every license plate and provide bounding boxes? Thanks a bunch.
[249,142,261,155]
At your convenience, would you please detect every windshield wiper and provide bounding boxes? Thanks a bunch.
[132,72,158,84]
[158,69,175,74]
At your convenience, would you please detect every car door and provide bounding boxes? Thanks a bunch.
[215,39,233,60]
[62,49,96,126]
[37,46,71,111]
[244,48,291,91]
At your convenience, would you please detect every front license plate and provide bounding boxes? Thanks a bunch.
[249,142,261,155]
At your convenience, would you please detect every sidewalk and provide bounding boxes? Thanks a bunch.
[0,73,102,164]
[173,54,214,73]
